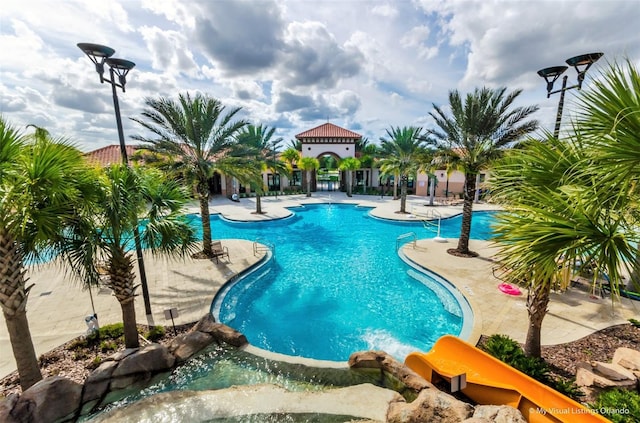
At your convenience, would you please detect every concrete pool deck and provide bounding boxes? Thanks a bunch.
[1,193,638,378]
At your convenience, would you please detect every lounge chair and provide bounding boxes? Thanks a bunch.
[601,279,640,301]
[211,240,230,264]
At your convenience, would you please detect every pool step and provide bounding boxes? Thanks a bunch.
[407,269,463,318]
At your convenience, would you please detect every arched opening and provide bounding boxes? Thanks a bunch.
[316,152,342,192]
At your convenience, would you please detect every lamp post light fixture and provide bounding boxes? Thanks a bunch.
[537,52,603,138]
[78,42,153,316]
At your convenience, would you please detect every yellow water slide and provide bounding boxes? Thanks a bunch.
[405,335,609,423]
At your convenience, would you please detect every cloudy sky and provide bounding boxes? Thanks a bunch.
[2,0,639,152]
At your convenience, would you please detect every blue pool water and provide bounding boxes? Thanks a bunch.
[201,204,495,362]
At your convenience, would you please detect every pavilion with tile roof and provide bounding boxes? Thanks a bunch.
[295,122,361,160]
[295,123,366,193]
[84,144,140,167]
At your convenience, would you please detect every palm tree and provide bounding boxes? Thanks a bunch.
[73,165,197,348]
[416,148,438,206]
[338,157,361,197]
[357,142,378,194]
[379,126,428,213]
[281,148,300,171]
[0,118,96,390]
[490,133,637,357]
[298,156,320,197]
[428,87,539,256]
[575,58,640,288]
[131,92,250,258]
[287,138,302,151]
[235,124,285,214]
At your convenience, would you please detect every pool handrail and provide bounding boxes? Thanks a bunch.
[396,232,417,251]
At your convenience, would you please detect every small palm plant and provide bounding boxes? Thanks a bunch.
[428,87,539,256]
[298,157,320,197]
[70,165,198,348]
[131,92,249,258]
[338,157,361,197]
[0,118,97,390]
[379,126,428,213]
[235,124,285,214]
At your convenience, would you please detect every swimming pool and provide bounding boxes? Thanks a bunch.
[203,204,494,362]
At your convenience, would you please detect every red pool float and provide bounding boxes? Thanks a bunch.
[498,283,522,296]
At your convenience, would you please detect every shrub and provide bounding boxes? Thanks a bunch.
[99,340,118,352]
[513,355,551,384]
[99,323,125,339]
[72,350,88,361]
[482,334,585,400]
[552,378,584,400]
[87,356,102,370]
[589,388,640,422]
[145,325,166,341]
[68,337,88,350]
[483,334,523,363]
[86,322,125,343]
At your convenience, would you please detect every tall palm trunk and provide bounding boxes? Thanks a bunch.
[256,194,263,214]
[445,175,450,198]
[456,173,476,254]
[305,170,312,197]
[400,177,408,213]
[365,170,370,194]
[428,176,435,206]
[630,244,640,289]
[524,282,551,358]
[197,181,212,256]
[108,251,139,349]
[0,232,42,390]
[346,171,353,197]
[393,173,398,199]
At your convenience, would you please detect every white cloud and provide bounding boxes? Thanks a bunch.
[1,0,638,151]
[401,25,439,60]
[280,21,364,89]
[230,80,266,101]
[138,26,199,76]
[371,4,398,18]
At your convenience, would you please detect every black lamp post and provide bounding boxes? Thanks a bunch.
[77,42,153,316]
[537,52,603,138]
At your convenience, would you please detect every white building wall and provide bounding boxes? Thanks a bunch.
[301,143,355,159]
[416,170,491,198]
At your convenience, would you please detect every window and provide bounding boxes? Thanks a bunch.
[267,173,281,191]
[291,170,302,186]
[407,176,415,189]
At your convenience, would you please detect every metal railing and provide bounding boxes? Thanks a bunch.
[414,208,443,238]
[253,238,275,257]
[396,232,417,251]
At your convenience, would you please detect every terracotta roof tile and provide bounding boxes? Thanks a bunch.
[84,145,140,167]
[295,123,361,140]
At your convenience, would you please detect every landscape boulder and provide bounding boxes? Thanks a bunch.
[168,330,214,363]
[189,313,248,347]
[612,347,640,371]
[594,361,636,381]
[471,404,527,423]
[0,394,19,423]
[81,360,119,410]
[387,387,474,423]
[12,376,82,423]
[111,343,175,378]
[349,350,433,393]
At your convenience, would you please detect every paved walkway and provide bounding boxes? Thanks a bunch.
[1,193,638,377]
